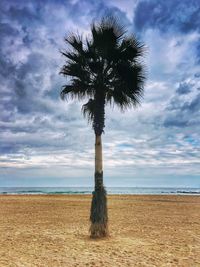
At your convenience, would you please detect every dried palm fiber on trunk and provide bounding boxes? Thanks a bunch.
[90,172,108,238]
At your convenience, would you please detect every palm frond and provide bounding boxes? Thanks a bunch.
[65,34,84,53]
[60,62,89,81]
[119,37,146,61]
[60,79,94,101]
[91,16,126,59]
[99,16,126,41]
[82,99,95,122]
[61,51,85,64]
[60,85,73,100]
[106,88,132,111]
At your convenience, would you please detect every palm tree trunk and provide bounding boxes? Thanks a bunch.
[90,134,108,238]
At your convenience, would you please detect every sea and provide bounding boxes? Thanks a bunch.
[0,187,199,195]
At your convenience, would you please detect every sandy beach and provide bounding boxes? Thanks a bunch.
[0,195,199,267]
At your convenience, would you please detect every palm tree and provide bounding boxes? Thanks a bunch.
[60,16,146,238]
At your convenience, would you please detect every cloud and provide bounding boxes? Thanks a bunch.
[182,93,200,113]
[176,82,191,95]
[163,77,200,128]
[105,0,139,21]
[134,0,200,34]
[0,0,200,187]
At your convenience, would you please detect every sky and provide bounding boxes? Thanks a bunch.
[0,0,200,187]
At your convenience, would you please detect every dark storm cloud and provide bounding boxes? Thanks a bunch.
[134,0,200,33]
[182,93,200,113]
[178,92,199,113]
[194,73,200,78]
[163,116,188,128]
[196,40,200,63]
[176,82,191,95]
[12,53,57,114]
[0,57,16,80]
[0,50,60,116]
[164,82,200,128]
[0,22,19,40]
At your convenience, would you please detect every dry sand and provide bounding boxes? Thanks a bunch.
[0,195,199,267]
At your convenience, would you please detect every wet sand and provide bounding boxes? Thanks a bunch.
[0,195,199,267]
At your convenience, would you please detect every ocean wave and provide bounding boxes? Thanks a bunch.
[0,187,199,195]
[176,190,200,194]
[0,190,92,195]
